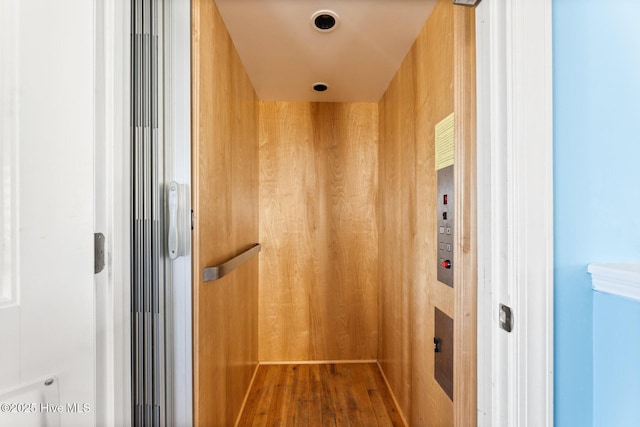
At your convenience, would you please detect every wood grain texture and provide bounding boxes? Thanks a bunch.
[453,5,477,427]
[378,0,476,425]
[259,101,379,362]
[237,363,404,427]
[192,1,259,425]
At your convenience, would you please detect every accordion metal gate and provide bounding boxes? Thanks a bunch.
[131,0,165,425]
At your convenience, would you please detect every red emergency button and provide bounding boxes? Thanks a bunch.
[441,260,452,269]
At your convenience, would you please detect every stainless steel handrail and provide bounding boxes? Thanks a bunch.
[203,243,261,282]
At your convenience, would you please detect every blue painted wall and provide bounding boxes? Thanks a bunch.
[554,0,640,425]
[593,293,640,427]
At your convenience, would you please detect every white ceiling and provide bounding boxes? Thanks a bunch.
[214,0,438,102]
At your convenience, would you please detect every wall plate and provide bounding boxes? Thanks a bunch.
[437,165,454,287]
[434,307,454,400]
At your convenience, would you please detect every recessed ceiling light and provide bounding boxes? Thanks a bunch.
[311,10,339,32]
[312,82,329,92]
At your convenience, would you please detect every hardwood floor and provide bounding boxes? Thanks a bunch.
[237,363,405,427]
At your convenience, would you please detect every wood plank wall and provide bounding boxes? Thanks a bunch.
[192,1,260,425]
[377,0,476,425]
[258,102,379,362]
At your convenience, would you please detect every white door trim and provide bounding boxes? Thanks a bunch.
[163,0,193,425]
[94,0,131,425]
[476,1,554,426]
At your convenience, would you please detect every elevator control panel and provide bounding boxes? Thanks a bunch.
[437,165,454,287]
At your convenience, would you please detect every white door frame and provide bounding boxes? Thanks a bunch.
[163,0,193,425]
[476,1,554,426]
[94,0,132,425]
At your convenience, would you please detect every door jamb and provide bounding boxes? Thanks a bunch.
[94,0,131,425]
[163,0,193,425]
[476,1,554,426]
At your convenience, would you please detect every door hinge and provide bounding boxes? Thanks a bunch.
[94,233,105,274]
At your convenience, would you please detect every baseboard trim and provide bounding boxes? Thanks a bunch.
[234,362,260,427]
[376,361,409,427]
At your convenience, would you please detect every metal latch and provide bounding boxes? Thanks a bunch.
[434,337,442,353]
[95,233,105,274]
[499,304,513,333]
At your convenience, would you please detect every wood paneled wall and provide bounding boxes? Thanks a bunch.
[377,0,476,425]
[192,1,475,424]
[192,1,259,425]
[259,102,379,362]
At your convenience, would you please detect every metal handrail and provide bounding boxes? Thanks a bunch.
[203,243,261,282]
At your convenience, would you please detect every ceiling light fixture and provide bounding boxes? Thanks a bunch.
[312,82,329,92]
[311,10,339,32]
